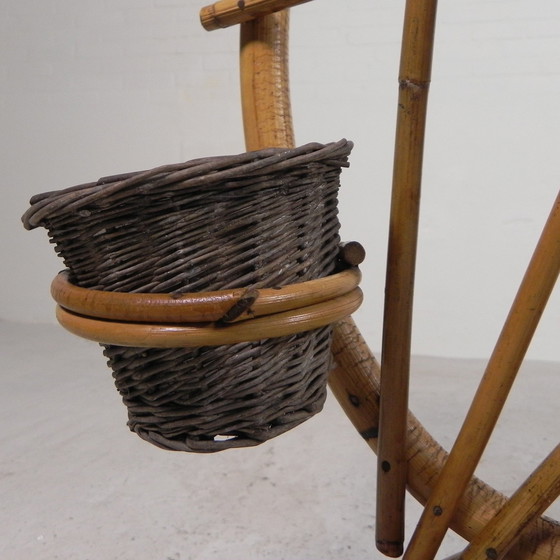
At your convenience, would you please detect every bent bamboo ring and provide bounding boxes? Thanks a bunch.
[55,287,363,348]
[51,267,361,324]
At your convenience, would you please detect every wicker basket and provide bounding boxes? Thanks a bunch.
[23,139,353,452]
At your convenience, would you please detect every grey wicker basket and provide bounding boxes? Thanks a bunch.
[23,139,353,452]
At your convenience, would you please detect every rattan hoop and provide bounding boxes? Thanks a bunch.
[55,287,363,347]
[51,267,361,323]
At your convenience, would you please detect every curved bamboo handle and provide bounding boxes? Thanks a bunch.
[240,11,294,150]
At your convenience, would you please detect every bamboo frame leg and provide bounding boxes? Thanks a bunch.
[233,7,560,560]
[404,191,560,560]
[376,1,438,555]
[460,443,560,560]
[330,318,560,560]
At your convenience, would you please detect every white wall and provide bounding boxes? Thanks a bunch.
[2,0,559,361]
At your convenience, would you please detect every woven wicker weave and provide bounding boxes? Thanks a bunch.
[23,139,353,452]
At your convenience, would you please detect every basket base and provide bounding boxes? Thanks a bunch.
[103,326,333,453]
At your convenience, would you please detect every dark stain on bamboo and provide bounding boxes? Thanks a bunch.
[360,426,379,440]
[219,287,260,322]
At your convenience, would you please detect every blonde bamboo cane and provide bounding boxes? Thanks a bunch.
[201,0,311,31]
[376,1,438,555]
[234,8,560,560]
[460,443,560,560]
[240,11,294,150]
[404,191,560,560]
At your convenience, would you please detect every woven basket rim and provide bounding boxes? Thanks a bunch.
[22,139,353,231]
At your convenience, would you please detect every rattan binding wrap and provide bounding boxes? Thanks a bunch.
[23,139,353,452]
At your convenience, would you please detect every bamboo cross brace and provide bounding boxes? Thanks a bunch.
[404,190,560,560]
[201,0,312,31]
[460,443,560,560]
[376,0,438,556]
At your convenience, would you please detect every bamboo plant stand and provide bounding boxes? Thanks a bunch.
[200,1,560,560]
[24,0,560,559]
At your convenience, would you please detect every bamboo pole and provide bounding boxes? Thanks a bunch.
[460,443,560,560]
[240,10,294,150]
[404,191,560,560]
[376,0,438,556]
[234,9,560,560]
[201,0,311,31]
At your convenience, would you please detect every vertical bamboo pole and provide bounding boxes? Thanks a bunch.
[460,443,560,560]
[376,1,438,556]
[404,191,560,560]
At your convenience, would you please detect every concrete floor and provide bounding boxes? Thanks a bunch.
[1,320,558,559]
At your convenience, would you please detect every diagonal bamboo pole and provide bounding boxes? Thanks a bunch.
[376,0,438,556]
[233,7,560,560]
[460,443,560,560]
[404,190,560,560]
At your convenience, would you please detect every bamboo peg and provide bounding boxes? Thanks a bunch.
[338,241,366,267]
[376,0,438,556]
[460,443,560,560]
[200,0,311,31]
[404,190,560,560]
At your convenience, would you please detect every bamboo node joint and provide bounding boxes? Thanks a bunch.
[399,78,430,91]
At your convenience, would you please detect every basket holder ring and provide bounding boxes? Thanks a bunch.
[52,258,364,349]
